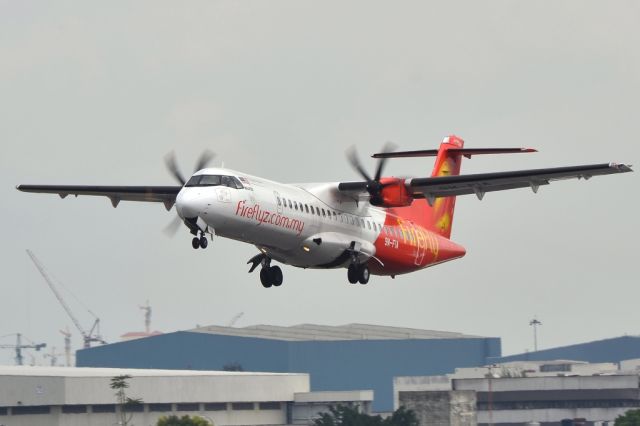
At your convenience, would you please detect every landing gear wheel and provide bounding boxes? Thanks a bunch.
[270,266,283,287]
[347,264,359,284]
[358,265,370,285]
[199,236,208,249]
[260,268,272,288]
[192,237,200,249]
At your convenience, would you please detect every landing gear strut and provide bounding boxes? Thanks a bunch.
[247,253,284,288]
[348,264,369,285]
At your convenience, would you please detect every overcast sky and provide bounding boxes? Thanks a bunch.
[1,1,638,366]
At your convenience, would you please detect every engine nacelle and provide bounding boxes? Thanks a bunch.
[375,177,413,207]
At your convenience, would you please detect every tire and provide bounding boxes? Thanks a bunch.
[270,266,283,287]
[358,265,370,285]
[192,237,200,249]
[260,268,272,288]
[199,236,208,249]
[347,264,359,284]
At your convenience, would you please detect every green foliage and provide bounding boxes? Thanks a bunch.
[615,409,640,425]
[110,375,143,426]
[313,405,417,426]
[157,415,213,426]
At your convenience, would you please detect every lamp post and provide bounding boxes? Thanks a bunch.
[529,318,542,352]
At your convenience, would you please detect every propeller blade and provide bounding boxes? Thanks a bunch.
[163,215,183,237]
[194,150,216,172]
[347,147,373,183]
[373,142,397,182]
[164,152,186,186]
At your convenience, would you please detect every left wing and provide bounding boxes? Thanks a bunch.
[338,163,632,203]
[16,185,181,209]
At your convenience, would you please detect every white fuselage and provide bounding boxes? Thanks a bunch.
[175,167,385,269]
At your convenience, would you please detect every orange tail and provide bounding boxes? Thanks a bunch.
[396,135,465,239]
[424,135,464,239]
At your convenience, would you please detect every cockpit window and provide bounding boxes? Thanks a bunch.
[185,174,244,189]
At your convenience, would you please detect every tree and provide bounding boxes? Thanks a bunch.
[314,405,417,426]
[110,375,143,426]
[615,409,640,425]
[157,415,213,426]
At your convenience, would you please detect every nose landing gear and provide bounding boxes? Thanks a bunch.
[191,232,209,249]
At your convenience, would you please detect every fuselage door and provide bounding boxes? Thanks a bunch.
[274,191,283,214]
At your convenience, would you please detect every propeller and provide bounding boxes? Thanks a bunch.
[164,150,216,186]
[162,150,216,236]
[347,142,396,205]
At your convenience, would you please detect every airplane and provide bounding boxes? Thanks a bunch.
[17,135,632,288]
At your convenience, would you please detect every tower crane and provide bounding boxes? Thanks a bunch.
[60,327,72,366]
[0,333,46,365]
[139,300,151,334]
[26,250,107,349]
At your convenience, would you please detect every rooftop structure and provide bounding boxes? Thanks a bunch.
[0,366,372,426]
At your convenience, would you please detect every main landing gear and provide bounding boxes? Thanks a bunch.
[191,232,208,249]
[348,263,369,285]
[248,253,283,288]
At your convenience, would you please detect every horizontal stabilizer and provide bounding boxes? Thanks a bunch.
[372,148,537,159]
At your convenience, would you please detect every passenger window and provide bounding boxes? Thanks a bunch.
[288,200,292,209]
[322,209,326,217]
[277,197,282,206]
[360,219,365,228]
[316,207,321,216]
[333,212,337,220]
[294,201,298,211]
[367,221,371,230]
[305,205,309,213]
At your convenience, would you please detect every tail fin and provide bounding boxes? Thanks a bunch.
[426,135,465,238]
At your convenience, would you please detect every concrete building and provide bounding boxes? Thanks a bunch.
[77,323,501,412]
[0,366,373,426]
[395,360,639,425]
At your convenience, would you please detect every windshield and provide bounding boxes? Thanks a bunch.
[185,174,244,189]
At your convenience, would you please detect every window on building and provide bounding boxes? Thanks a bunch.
[232,402,254,411]
[62,405,87,414]
[123,404,144,413]
[176,403,200,412]
[12,406,51,415]
[149,403,172,412]
[259,402,282,410]
[204,403,227,411]
[0,407,7,415]
[92,404,116,413]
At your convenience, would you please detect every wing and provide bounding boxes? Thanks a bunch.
[16,185,182,210]
[338,163,632,203]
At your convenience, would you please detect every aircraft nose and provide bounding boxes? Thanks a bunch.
[176,188,205,219]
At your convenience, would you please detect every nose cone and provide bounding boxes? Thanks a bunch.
[176,188,206,219]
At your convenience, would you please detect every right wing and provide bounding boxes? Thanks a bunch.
[16,185,182,210]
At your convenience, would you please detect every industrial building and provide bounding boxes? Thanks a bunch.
[0,365,373,426]
[497,335,640,364]
[394,359,640,425]
[77,323,501,411]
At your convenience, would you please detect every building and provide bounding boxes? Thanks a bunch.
[395,360,639,425]
[0,366,373,426]
[496,335,640,364]
[76,323,501,412]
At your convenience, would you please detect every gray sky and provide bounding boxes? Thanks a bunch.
[1,1,638,365]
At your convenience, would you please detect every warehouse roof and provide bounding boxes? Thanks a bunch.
[191,323,485,341]
[0,365,303,377]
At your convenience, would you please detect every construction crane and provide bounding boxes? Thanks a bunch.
[0,333,46,366]
[139,300,151,334]
[26,250,107,349]
[60,328,72,366]
[227,312,244,327]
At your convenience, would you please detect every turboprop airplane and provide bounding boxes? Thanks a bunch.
[17,135,632,288]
